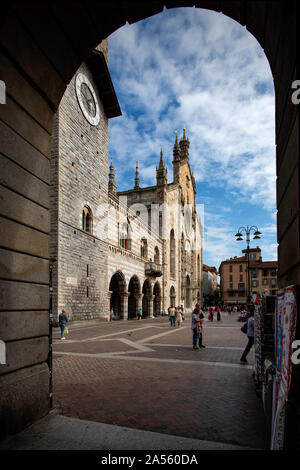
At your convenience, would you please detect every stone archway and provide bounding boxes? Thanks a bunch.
[128,275,141,319]
[142,279,153,318]
[109,271,127,320]
[0,0,299,445]
[170,285,176,308]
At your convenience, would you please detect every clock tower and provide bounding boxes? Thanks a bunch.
[50,40,121,324]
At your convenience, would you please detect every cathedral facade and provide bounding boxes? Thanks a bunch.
[50,40,203,324]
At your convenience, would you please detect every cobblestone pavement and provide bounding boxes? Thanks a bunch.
[53,313,268,449]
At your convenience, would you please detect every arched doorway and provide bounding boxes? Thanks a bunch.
[128,275,141,319]
[109,271,126,319]
[153,281,161,316]
[170,285,176,308]
[186,275,191,309]
[142,279,152,318]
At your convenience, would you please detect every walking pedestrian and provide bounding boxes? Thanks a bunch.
[198,307,206,348]
[240,309,255,364]
[110,308,114,322]
[59,309,68,340]
[209,306,214,322]
[180,304,185,321]
[169,305,176,327]
[176,306,183,327]
[191,304,203,349]
[137,308,142,320]
[217,305,221,322]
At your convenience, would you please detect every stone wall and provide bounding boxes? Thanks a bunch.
[51,61,109,323]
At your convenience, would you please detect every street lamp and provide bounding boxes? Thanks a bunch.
[235,225,262,308]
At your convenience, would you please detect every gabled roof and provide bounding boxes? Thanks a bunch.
[86,49,122,119]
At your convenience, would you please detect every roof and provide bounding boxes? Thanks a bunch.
[220,256,247,265]
[203,264,218,274]
[242,247,261,254]
[86,49,122,119]
[219,257,278,270]
[253,261,278,269]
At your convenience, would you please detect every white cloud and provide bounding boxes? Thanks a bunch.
[108,7,277,268]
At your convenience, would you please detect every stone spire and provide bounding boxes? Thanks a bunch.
[173,132,180,162]
[172,132,181,184]
[156,148,167,186]
[179,127,190,160]
[108,156,117,195]
[159,148,165,169]
[134,161,140,189]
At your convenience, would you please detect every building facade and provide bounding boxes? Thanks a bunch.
[219,247,278,305]
[202,264,219,305]
[50,41,203,324]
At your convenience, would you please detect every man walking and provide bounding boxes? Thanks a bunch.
[240,309,255,364]
[59,309,68,340]
[169,305,176,327]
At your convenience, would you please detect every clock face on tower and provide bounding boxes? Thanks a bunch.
[75,73,100,126]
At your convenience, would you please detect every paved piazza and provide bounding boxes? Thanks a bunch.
[53,312,268,449]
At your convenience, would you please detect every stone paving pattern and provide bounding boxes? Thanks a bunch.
[53,313,268,449]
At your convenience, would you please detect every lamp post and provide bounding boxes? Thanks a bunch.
[235,226,262,308]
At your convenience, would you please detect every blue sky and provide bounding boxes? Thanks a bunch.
[108,7,277,270]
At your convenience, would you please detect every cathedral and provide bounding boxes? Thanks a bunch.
[50,40,203,324]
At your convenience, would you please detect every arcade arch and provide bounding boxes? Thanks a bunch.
[109,270,126,319]
[128,275,141,319]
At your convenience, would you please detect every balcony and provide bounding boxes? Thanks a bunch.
[145,261,162,277]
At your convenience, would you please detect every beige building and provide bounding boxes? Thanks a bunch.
[219,247,278,305]
[113,129,203,315]
[202,265,219,304]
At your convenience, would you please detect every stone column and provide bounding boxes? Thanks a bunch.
[148,295,154,318]
[137,293,143,311]
[120,292,129,320]
[107,291,113,321]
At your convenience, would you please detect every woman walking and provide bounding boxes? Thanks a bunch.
[176,306,183,327]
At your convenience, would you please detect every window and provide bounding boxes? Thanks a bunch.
[239,274,243,281]
[141,238,148,258]
[252,280,259,288]
[250,253,257,261]
[170,229,176,277]
[239,265,243,272]
[229,275,233,282]
[154,246,160,264]
[82,206,93,233]
[229,283,233,290]
[263,279,268,285]
[252,270,258,278]
[263,269,268,277]
[271,270,277,277]
[229,265,233,272]
[159,212,163,237]
[120,218,132,250]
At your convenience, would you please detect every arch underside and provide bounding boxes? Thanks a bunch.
[0,0,299,445]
